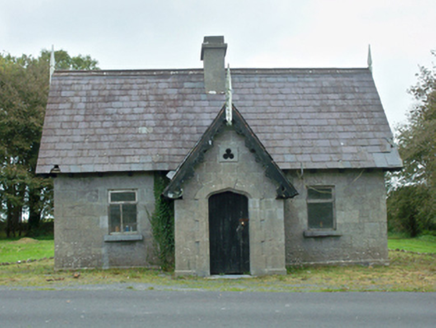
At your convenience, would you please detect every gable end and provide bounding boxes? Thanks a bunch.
[163,105,298,199]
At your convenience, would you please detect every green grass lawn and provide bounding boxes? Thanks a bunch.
[0,238,54,263]
[388,235,436,254]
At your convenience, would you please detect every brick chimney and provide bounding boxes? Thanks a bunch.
[201,36,227,94]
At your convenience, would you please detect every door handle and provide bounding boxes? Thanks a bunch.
[237,218,249,232]
[239,218,249,226]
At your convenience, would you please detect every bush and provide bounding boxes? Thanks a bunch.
[26,219,54,238]
[0,219,53,239]
[387,185,435,237]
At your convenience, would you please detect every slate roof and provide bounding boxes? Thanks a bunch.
[36,68,402,174]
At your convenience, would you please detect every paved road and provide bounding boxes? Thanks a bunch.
[1,290,435,327]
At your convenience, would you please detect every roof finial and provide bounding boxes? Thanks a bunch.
[49,45,56,85]
[225,64,232,125]
[367,44,373,73]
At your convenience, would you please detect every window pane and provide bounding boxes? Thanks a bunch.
[110,191,136,202]
[308,187,332,200]
[308,203,334,229]
[109,205,121,233]
[122,204,137,232]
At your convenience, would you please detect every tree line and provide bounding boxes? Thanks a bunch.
[387,51,436,236]
[0,50,98,237]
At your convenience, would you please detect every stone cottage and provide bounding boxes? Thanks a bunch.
[36,36,402,275]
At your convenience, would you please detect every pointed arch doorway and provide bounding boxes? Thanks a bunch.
[209,191,250,274]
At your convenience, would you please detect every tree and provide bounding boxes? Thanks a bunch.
[0,50,99,237]
[387,185,425,237]
[40,49,99,70]
[388,51,436,235]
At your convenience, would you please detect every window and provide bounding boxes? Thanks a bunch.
[108,190,137,233]
[307,186,335,230]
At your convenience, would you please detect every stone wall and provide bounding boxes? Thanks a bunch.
[52,138,389,271]
[174,128,287,276]
[284,169,389,266]
[53,173,155,270]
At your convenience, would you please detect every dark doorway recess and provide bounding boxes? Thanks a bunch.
[209,191,250,274]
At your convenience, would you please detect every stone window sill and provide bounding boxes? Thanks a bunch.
[104,234,143,242]
[303,230,342,238]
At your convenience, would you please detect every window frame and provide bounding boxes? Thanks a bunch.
[306,186,336,231]
[108,190,138,234]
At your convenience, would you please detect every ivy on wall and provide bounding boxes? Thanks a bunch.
[150,172,175,271]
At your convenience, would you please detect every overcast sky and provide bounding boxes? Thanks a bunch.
[1,0,435,129]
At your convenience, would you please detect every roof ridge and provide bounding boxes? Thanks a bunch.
[52,67,371,77]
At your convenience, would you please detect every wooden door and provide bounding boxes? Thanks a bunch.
[209,192,249,274]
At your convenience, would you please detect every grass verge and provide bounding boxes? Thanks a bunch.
[0,251,435,292]
[1,235,435,292]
